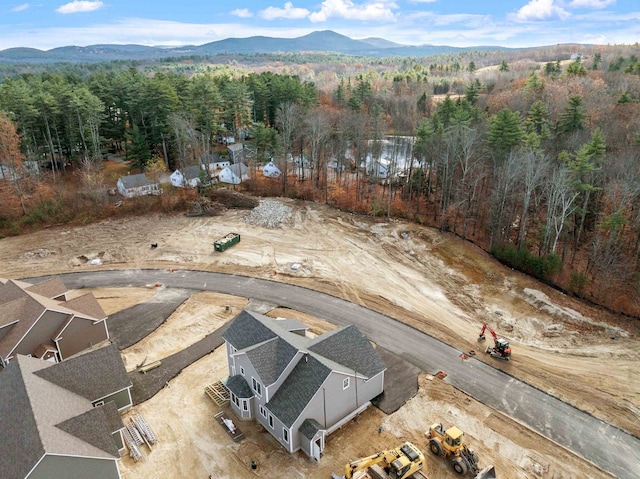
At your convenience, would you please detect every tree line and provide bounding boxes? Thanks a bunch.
[0,50,639,315]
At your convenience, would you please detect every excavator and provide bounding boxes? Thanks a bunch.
[477,323,511,360]
[426,423,496,479]
[331,442,426,479]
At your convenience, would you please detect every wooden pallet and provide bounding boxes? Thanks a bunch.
[205,381,230,407]
[214,411,244,442]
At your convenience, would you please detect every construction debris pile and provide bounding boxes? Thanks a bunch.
[244,200,292,229]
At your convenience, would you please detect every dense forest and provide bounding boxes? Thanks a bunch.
[1,44,639,316]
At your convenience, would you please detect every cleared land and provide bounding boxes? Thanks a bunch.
[2,198,637,479]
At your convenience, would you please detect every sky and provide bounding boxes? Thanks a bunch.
[1,0,638,51]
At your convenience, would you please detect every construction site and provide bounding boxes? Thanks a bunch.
[1,198,638,479]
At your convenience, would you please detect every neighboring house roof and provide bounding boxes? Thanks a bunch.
[0,278,106,359]
[309,325,386,378]
[266,353,331,427]
[300,418,324,440]
[34,343,131,401]
[181,165,201,181]
[118,173,157,189]
[22,277,67,299]
[227,143,243,153]
[272,318,308,334]
[0,354,123,479]
[228,163,248,176]
[226,374,253,399]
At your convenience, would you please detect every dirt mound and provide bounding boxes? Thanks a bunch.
[207,189,259,209]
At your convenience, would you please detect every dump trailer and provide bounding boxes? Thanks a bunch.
[426,423,496,479]
[331,442,426,479]
[214,232,240,252]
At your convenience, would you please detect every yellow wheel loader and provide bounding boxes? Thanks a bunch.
[426,424,496,479]
[331,441,426,479]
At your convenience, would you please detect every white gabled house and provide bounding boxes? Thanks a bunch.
[116,173,160,198]
[219,163,249,185]
[170,165,201,188]
[222,311,386,461]
[262,160,281,178]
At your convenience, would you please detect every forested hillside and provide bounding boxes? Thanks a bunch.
[1,44,639,315]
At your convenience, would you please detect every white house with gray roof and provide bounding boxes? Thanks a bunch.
[0,344,131,479]
[116,173,160,198]
[170,165,202,188]
[222,311,386,461]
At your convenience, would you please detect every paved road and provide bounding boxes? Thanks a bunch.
[42,269,640,479]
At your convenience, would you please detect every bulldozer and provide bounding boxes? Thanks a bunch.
[331,441,426,479]
[477,323,511,360]
[426,424,496,479]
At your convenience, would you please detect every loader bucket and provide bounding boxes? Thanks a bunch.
[474,465,496,479]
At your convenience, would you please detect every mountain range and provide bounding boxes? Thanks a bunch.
[0,30,510,64]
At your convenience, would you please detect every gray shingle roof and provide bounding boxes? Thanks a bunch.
[222,310,277,350]
[34,343,131,401]
[182,165,201,181]
[56,404,121,457]
[118,173,157,189]
[0,357,45,479]
[309,325,386,378]
[0,355,121,479]
[226,374,254,399]
[266,354,331,428]
[271,318,308,334]
[299,418,324,440]
[245,337,298,386]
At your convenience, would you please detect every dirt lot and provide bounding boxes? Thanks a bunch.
[2,198,638,478]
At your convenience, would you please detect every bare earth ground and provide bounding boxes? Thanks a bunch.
[2,198,638,479]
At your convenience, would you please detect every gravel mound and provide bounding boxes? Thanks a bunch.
[244,200,293,228]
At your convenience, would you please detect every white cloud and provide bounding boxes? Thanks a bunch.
[11,3,30,12]
[259,2,310,20]
[510,0,570,21]
[230,8,253,18]
[308,0,397,23]
[56,1,104,14]
[407,0,437,3]
[568,0,615,8]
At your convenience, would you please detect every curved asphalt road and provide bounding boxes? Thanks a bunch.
[40,269,639,479]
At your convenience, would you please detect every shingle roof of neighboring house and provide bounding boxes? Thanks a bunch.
[23,277,67,299]
[309,324,386,378]
[227,143,244,153]
[181,165,201,181]
[64,293,107,320]
[245,337,298,386]
[226,374,254,399]
[223,310,278,350]
[118,173,157,189]
[228,163,248,176]
[271,318,308,334]
[56,403,122,457]
[34,343,131,401]
[0,354,121,479]
[299,418,324,440]
[0,278,105,358]
[266,354,331,428]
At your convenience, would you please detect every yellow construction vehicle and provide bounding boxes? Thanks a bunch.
[426,424,495,479]
[331,441,426,479]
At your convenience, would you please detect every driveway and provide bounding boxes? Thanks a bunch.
[37,269,640,479]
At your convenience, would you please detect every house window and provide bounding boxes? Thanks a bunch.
[283,428,289,443]
[243,400,248,412]
[268,414,274,429]
[231,393,239,407]
[343,377,350,390]
[260,405,267,418]
[240,366,245,376]
[252,378,262,397]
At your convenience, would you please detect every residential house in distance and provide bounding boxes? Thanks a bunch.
[219,163,249,185]
[0,277,109,367]
[199,154,231,181]
[116,173,160,198]
[170,165,201,188]
[222,311,386,461]
[227,143,245,163]
[262,160,281,178]
[0,344,132,479]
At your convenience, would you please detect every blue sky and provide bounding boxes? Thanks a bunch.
[2,0,638,51]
